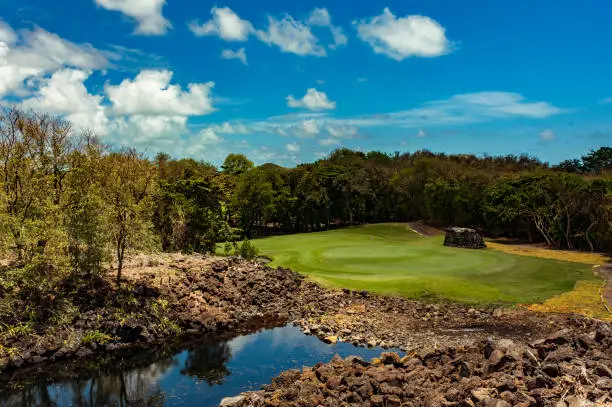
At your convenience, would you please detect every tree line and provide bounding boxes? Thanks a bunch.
[0,108,610,324]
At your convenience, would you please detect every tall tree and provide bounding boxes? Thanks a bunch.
[101,149,156,285]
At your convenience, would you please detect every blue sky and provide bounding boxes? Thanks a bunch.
[0,0,610,165]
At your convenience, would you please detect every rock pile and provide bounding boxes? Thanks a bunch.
[226,322,612,406]
[444,227,487,249]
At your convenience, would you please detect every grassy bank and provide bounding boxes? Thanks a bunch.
[249,224,598,305]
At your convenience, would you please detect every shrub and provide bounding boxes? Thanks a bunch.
[238,239,259,260]
[82,330,114,346]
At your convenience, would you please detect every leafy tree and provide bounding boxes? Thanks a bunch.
[221,153,254,176]
[101,149,156,285]
[582,147,612,174]
[232,168,275,235]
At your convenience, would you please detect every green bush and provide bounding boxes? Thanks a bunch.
[82,330,114,346]
[238,239,259,260]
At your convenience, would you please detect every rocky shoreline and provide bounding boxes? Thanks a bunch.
[0,254,306,378]
[0,254,611,406]
[226,322,612,406]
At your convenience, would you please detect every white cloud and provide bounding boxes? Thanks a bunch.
[188,8,345,57]
[110,115,188,146]
[600,97,612,104]
[0,21,17,44]
[221,48,247,65]
[228,91,564,139]
[95,0,170,35]
[319,137,340,146]
[316,79,325,85]
[540,129,556,141]
[327,125,358,138]
[356,8,450,60]
[0,24,109,97]
[200,128,222,144]
[307,8,347,49]
[105,70,215,116]
[189,7,253,41]
[20,69,108,132]
[286,142,300,152]
[256,15,326,57]
[357,78,368,83]
[292,119,321,137]
[287,88,336,111]
[212,122,249,134]
[416,129,428,138]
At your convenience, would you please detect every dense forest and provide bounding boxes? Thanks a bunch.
[0,108,610,325]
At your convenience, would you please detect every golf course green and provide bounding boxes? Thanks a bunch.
[250,224,597,304]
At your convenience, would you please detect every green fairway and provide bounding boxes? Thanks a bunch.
[248,224,598,305]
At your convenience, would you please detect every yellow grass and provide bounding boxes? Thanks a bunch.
[527,280,612,322]
[486,241,609,265]
[486,240,611,320]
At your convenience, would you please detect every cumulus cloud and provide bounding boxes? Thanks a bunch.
[221,48,247,65]
[95,0,170,35]
[292,119,321,137]
[20,69,108,132]
[416,129,428,138]
[257,14,326,57]
[287,88,336,111]
[540,129,556,141]
[105,70,215,116]
[189,7,346,57]
[200,128,222,143]
[307,8,347,49]
[189,7,253,41]
[356,8,450,60]
[286,142,300,152]
[0,21,17,44]
[110,115,188,146]
[0,23,109,97]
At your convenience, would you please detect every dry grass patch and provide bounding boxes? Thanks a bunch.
[486,241,612,320]
[486,241,609,265]
[527,280,612,322]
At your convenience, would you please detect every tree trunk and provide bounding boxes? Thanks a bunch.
[565,210,573,249]
[585,222,595,252]
[116,235,125,286]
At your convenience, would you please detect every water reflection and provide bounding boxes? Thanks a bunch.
[180,343,232,385]
[1,325,397,407]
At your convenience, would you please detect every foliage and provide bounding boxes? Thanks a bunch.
[0,107,609,330]
[221,153,254,176]
[238,239,259,260]
[82,330,115,346]
[102,149,157,285]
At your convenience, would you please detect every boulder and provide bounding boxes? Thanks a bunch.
[219,395,247,407]
[444,227,486,249]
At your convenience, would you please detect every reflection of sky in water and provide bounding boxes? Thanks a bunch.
[3,325,398,407]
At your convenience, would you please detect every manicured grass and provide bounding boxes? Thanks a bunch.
[248,224,598,305]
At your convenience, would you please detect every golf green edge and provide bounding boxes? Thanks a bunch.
[224,224,598,306]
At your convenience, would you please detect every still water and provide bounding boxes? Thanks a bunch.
[1,325,396,407]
